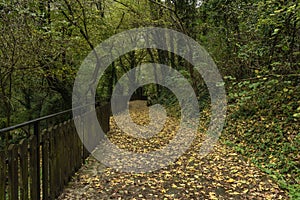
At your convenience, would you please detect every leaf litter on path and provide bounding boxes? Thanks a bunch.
[58,101,287,200]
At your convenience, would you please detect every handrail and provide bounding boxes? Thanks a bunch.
[0,100,111,200]
[0,101,102,134]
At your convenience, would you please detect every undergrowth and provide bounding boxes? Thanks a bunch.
[222,74,300,199]
[154,74,300,199]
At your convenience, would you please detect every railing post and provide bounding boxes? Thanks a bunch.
[34,122,40,200]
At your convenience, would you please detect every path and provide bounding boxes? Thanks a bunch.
[58,101,287,199]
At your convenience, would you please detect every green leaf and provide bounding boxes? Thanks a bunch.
[293,113,300,118]
[272,28,280,35]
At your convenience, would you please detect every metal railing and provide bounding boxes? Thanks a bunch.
[0,101,110,200]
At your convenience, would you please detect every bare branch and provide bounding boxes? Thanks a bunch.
[112,0,141,16]
[148,0,187,34]
[148,0,175,13]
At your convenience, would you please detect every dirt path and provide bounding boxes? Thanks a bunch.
[58,101,287,199]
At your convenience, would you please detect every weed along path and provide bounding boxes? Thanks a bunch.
[58,101,287,199]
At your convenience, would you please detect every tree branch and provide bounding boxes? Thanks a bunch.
[148,0,187,34]
[112,0,141,16]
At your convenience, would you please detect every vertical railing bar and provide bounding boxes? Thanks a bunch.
[33,122,40,200]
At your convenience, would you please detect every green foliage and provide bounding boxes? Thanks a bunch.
[143,3,300,197]
[223,75,300,197]
[1,1,299,196]
[199,0,299,78]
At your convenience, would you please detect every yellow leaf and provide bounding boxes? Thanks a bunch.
[243,189,249,194]
[227,178,236,183]
[209,192,218,200]
[229,191,240,195]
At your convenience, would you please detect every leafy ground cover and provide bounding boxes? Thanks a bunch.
[58,101,287,199]
[221,75,300,199]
